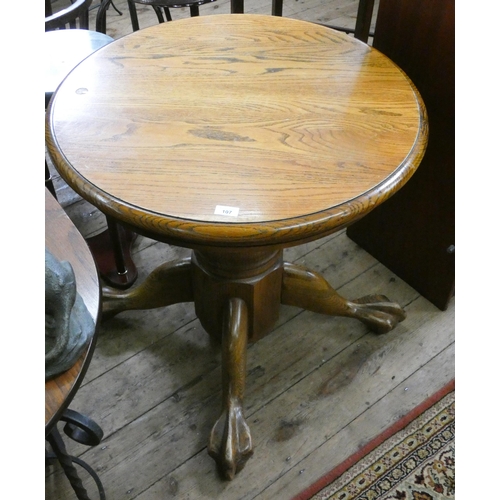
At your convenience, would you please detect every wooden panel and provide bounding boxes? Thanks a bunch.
[347,0,455,310]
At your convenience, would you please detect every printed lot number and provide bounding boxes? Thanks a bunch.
[214,205,240,217]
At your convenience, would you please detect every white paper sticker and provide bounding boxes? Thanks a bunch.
[214,205,240,217]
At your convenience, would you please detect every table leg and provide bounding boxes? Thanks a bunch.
[102,257,193,320]
[100,248,406,480]
[85,218,138,290]
[281,262,406,334]
[208,298,253,480]
[46,410,106,499]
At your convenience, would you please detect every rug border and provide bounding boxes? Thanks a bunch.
[292,378,455,500]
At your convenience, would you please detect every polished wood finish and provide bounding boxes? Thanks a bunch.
[45,189,101,433]
[46,15,426,248]
[192,248,283,342]
[346,0,455,310]
[208,298,253,479]
[281,263,406,334]
[101,257,193,319]
[46,14,427,478]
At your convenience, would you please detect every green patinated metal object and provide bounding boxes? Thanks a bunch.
[45,249,94,380]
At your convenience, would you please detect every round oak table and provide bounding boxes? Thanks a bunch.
[46,14,427,480]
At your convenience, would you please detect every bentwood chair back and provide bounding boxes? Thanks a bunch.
[127,0,217,30]
[96,0,217,33]
[45,0,93,31]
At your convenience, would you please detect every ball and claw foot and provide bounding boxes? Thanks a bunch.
[281,263,406,334]
[350,294,406,334]
[208,404,254,480]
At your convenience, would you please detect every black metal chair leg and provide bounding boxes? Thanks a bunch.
[46,428,93,500]
[46,409,106,500]
[126,0,141,31]
[70,457,107,500]
[109,0,123,15]
[231,0,244,13]
[96,0,112,33]
[153,5,166,23]
[60,408,104,446]
[271,0,282,16]
[95,0,123,34]
[163,6,173,21]
[353,0,375,43]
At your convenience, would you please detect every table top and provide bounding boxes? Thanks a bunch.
[46,14,427,249]
[45,29,114,96]
[45,189,101,433]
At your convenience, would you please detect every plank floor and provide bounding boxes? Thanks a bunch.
[45,1,455,499]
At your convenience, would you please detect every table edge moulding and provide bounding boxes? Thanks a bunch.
[46,15,427,250]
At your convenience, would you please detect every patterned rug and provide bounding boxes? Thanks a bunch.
[294,381,455,500]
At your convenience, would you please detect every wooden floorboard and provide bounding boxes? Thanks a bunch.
[45,2,454,499]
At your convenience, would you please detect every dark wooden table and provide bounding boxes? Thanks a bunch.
[46,14,427,479]
[45,188,101,433]
[46,188,106,499]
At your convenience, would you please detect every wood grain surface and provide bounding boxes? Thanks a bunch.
[46,14,427,248]
[45,189,101,432]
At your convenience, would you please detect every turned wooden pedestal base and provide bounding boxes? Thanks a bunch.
[102,247,405,479]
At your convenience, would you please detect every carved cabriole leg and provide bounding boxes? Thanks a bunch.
[281,262,406,334]
[208,298,253,480]
[101,258,193,320]
[192,248,283,479]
